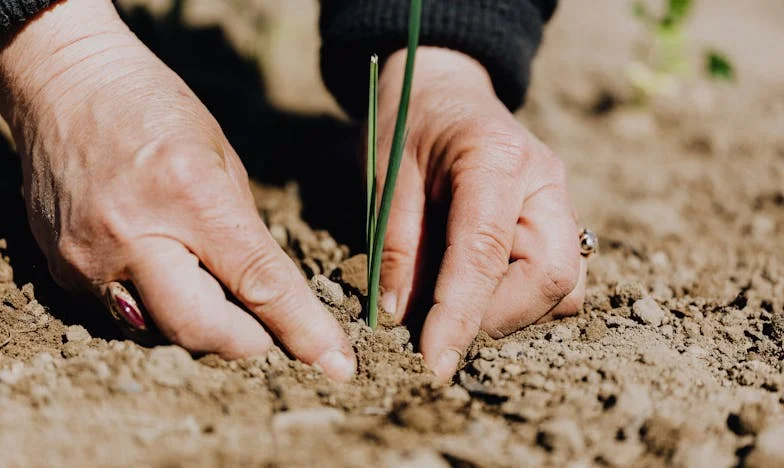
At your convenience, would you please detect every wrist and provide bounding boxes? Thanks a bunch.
[380,47,502,165]
[382,47,496,101]
[0,0,131,127]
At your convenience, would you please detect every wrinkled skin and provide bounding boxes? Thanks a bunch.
[0,0,585,382]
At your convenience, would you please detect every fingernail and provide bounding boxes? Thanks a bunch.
[114,295,146,330]
[381,291,398,318]
[315,349,356,382]
[432,349,461,381]
[107,282,146,331]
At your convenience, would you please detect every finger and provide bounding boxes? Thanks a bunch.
[378,159,427,322]
[541,257,587,322]
[127,238,274,357]
[194,200,356,382]
[420,163,522,381]
[481,183,582,337]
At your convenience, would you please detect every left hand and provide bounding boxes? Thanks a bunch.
[376,47,587,381]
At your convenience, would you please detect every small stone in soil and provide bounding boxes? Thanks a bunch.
[64,325,91,344]
[614,282,646,307]
[310,275,344,306]
[318,236,338,254]
[584,318,608,341]
[441,386,471,403]
[23,300,45,318]
[61,342,86,359]
[548,324,573,342]
[632,297,665,327]
[502,363,524,377]
[478,347,498,360]
[20,283,34,301]
[343,294,362,320]
[388,327,411,348]
[499,342,526,359]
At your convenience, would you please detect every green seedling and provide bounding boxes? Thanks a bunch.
[366,0,422,329]
[705,50,735,82]
[629,0,735,100]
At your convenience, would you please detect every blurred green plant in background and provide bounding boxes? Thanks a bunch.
[629,0,735,102]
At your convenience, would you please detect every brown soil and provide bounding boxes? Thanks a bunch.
[1,0,783,466]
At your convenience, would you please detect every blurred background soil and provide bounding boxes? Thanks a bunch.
[1,0,783,466]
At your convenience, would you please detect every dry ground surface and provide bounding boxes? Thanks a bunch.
[1,0,783,466]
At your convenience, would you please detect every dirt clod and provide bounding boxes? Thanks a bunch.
[64,325,91,344]
[331,254,368,295]
[632,297,666,327]
[145,346,197,388]
[310,274,345,306]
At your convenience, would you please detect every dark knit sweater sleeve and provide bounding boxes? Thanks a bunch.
[0,0,53,29]
[320,0,557,119]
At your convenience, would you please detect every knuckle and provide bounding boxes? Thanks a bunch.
[462,227,512,284]
[446,305,482,336]
[538,260,580,304]
[55,237,83,269]
[92,202,133,249]
[153,142,222,201]
[448,122,529,179]
[233,247,295,313]
[453,143,526,183]
[56,219,126,277]
[380,245,415,272]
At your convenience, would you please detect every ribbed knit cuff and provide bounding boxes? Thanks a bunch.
[0,0,55,29]
[320,0,554,119]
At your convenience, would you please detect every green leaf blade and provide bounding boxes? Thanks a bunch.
[366,55,379,275]
[367,0,422,330]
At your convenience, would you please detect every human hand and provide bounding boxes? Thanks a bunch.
[376,47,586,381]
[0,0,355,380]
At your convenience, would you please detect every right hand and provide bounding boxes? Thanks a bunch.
[0,0,356,380]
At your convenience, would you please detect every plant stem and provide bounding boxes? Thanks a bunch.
[367,0,422,330]
[366,55,379,276]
